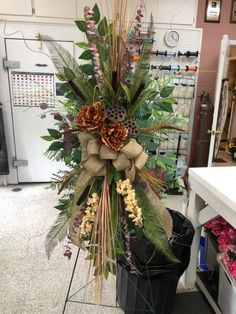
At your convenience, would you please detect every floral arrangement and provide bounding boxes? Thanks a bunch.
[225,137,236,160]
[40,1,184,294]
[204,217,236,279]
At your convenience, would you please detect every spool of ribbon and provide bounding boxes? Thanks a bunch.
[78,132,148,179]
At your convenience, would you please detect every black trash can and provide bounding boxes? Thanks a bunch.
[116,209,195,314]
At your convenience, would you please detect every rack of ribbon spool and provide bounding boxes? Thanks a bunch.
[133,63,198,72]
[128,27,200,189]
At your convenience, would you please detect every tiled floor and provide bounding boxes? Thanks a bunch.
[0,184,185,314]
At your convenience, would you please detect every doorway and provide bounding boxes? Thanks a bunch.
[207,35,236,167]
[213,44,236,167]
[5,38,73,182]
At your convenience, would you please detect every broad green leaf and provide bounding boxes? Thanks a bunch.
[64,154,72,165]
[98,17,108,36]
[63,67,76,80]
[160,86,174,98]
[79,64,95,75]
[55,73,65,81]
[92,3,100,24]
[108,22,113,33]
[54,204,67,211]
[145,141,158,151]
[75,20,87,32]
[47,128,62,139]
[79,49,93,60]
[48,141,64,151]
[45,211,70,259]
[76,42,89,49]
[163,97,177,104]
[155,101,173,113]
[41,135,53,141]
[156,159,167,169]
[158,155,176,168]
[121,82,131,103]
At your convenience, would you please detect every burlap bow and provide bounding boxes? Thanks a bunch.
[78,132,148,179]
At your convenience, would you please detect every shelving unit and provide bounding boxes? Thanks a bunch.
[148,27,202,177]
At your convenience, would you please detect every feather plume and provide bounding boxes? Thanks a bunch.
[40,35,94,102]
[45,212,70,259]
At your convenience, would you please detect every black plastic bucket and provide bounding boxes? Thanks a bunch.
[116,209,195,314]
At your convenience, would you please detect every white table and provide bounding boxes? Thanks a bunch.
[182,166,236,313]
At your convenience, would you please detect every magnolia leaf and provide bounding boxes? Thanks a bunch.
[98,17,108,36]
[79,49,93,60]
[155,101,173,113]
[75,20,87,32]
[79,64,94,75]
[160,86,174,98]
[63,67,76,80]
[76,42,89,49]
[45,211,70,259]
[55,73,65,81]
[92,3,100,24]
[41,135,53,141]
[158,155,176,168]
[164,97,177,104]
[156,159,166,169]
[121,83,131,103]
[47,128,61,139]
[145,141,158,152]
[48,141,64,151]
[64,154,72,165]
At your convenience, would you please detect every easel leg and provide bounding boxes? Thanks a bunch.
[62,248,80,314]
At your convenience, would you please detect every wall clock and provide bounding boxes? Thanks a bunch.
[165,30,180,47]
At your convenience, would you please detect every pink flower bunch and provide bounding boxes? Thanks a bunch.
[84,6,96,33]
[204,216,236,279]
[88,42,103,87]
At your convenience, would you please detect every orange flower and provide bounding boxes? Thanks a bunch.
[76,102,106,131]
[101,122,128,151]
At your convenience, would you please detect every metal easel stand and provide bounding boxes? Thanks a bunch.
[62,248,155,314]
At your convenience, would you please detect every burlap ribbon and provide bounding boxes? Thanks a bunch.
[78,132,148,179]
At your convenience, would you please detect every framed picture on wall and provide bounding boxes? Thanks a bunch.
[230,0,236,23]
[204,0,222,23]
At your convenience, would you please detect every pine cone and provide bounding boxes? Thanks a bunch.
[76,102,106,131]
[106,105,127,122]
[101,122,128,151]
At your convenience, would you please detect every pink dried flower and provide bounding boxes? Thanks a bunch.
[86,20,96,31]
[84,6,93,17]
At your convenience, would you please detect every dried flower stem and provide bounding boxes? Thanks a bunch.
[89,167,116,301]
[140,124,185,133]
